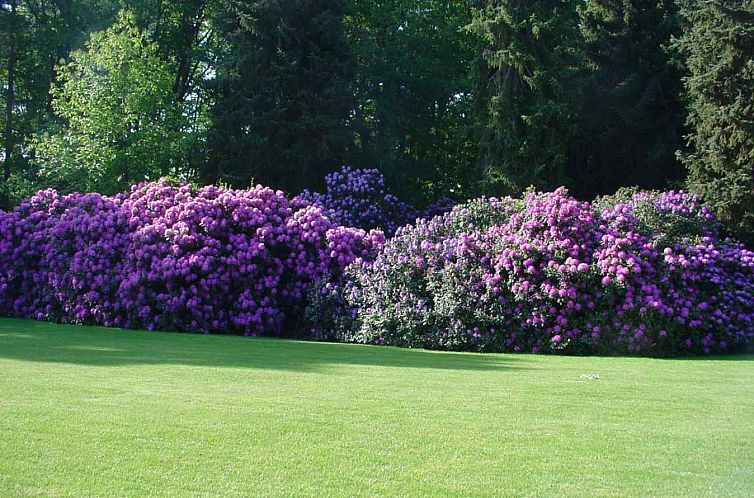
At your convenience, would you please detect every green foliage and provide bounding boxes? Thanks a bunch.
[2,0,752,222]
[469,0,581,196]
[124,0,217,170]
[125,0,215,101]
[345,0,478,203]
[32,11,195,194]
[205,0,354,193]
[572,0,686,198]
[674,0,754,244]
[0,0,118,207]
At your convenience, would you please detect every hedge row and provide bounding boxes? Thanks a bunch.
[2,175,752,356]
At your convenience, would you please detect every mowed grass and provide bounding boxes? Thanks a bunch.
[0,319,752,497]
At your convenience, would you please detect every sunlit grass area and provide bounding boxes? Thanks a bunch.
[0,318,752,497]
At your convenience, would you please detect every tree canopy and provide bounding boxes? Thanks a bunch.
[469,0,581,196]
[205,0,354,193]
[674,0,754,243]
[33,11,193,194]
[0,0,752,241]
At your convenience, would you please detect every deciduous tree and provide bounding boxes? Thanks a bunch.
[33,11,194,194]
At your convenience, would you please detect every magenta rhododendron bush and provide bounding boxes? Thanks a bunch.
[0,180,384,335]
[307,188,754,355]
[1,180,752,355]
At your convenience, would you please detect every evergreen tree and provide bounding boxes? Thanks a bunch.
[573,0,686,199]
[675,0,754,243]
[469,0,580,196]
[205,0,354,193]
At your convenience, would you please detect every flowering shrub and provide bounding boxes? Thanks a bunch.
[295,166,418,235]
[595,188,719,246]
[294,166,460,232]
[419,197,459,220]
[2,180,751,356]
[305,196,521,344]
[309,188,754,356]
[0,180,384,336]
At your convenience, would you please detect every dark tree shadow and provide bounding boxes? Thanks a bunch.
[0,319,521,372]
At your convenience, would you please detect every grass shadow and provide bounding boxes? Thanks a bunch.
[0,318,518,372]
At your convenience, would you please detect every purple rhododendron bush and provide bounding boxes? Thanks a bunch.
[294,166,418,235]
[1,179,752,355]
[307,188,754,356]
[0,180,384,335]
[294,166,457,235]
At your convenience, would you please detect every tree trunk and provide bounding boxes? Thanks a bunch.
[2,0,18,210]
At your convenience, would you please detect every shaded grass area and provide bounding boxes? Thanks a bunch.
[0,318,752,497]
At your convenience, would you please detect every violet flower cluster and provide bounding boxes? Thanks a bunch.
[309,188,754,356]
[294,166,422,235]
[0,180,384,335]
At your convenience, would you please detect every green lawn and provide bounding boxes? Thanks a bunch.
[0,319,752,497]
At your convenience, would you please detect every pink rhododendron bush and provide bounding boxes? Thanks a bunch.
[0,180,384,335]
[307,188,754,356]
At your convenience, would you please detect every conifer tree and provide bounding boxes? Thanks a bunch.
[206,0,354,193]
[675,0,754,243]
[345,0,477,203]
[573,0,686,198]
[469,0,580,195]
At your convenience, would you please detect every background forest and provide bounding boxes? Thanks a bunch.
[1,0,752,243]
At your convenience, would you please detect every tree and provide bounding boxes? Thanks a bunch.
[129,0,215,101]
[124,0,219,180]
[344,0,478,203]
[1,0,19,209]
[33,10,194,194]
[205,0,354,193]
[572,0,686,199]
[0,0,120,207]
[674,0,754,243]
[469,0,580,196]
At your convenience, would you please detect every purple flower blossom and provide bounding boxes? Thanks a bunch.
[0,179,384,336]
[294,166,418,235]
[2,182,752,357]
[310,188,754,355]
